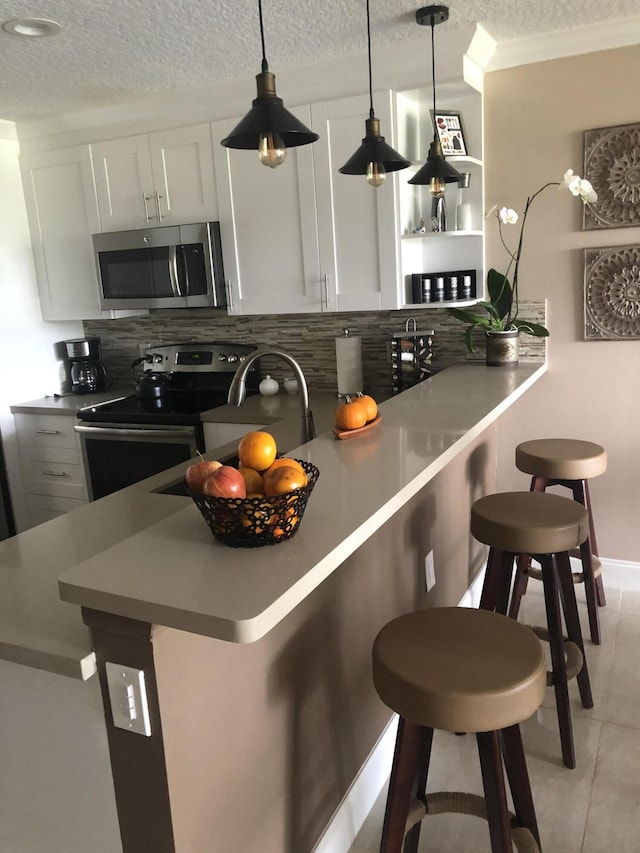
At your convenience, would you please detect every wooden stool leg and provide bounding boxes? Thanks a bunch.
[501,724,541,849]
[476,730,513,853]
[583,480,606,607]
[403,726,434,853]
[539,554,575,770]
[556,551,594,709]
[508,553,531,620]
[380,718,432,853]
[480,549,513,615]
[579,537,601,645]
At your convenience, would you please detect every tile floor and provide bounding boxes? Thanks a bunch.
[348,584,640,853]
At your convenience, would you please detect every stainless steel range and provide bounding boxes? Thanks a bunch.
[75,341,259,500]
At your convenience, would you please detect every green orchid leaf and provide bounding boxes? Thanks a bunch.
[464,324,479,353]
[487,268,513,321]
[512,320,549,337]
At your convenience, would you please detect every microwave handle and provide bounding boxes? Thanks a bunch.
[176,245,191,297]
[168,245,182,297]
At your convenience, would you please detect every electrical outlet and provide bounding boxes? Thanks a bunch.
[425,551,436,592]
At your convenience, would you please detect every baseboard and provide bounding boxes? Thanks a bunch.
[599,557,640,592]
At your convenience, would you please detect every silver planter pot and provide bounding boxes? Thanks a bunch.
[485,329,520,367]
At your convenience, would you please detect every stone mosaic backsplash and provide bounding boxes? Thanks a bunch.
[84,301,546,400]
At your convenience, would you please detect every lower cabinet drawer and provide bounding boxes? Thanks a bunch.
[25,493,89,528]
[14,412,79,449]
[19,445,88,499]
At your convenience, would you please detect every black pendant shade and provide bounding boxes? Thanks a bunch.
[339,0,410,184]
[408,138,461,185]
[220,68,318,150]
[410,5,462,188]
[220,0,318,163]
[339,116,411,175]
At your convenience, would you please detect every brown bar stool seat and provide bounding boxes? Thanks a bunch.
[471,491,593,770]
[514,438,607,645]
[373,607,546,853]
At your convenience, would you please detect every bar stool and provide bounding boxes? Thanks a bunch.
[513,438,607,645]
[373,607,546,853]
[471,491,593,770]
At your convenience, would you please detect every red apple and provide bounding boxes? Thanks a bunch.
[184,459,223,493]
[202,466,247,499]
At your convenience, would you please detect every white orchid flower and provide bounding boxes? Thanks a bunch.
[499,206,518,224]
[560,169,598,203]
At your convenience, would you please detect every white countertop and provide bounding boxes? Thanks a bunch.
[56,363,546,646]
[10,388,131,416]
[1,365,546,677]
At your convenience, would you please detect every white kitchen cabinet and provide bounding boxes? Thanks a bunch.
[212,109,324,315]
[212,93,401,316]
[20,145,105,321]
[14,413,89,528]
[311,92,402,311]
[92,123,218,231]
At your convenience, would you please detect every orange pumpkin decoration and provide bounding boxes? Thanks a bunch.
[357,394,378,422]
[335,399,368,431]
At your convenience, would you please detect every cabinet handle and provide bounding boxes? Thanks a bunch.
[322,274,328,308]
[156,191,165,222]
[36,429,60,435]
[226,280,234,311]
[142,193,153,223]
[43,470,67,477]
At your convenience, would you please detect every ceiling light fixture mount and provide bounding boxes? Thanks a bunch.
[339,0,410,187]
[220,0,318,168]
[409,5,462,194]
[2,17,61,37]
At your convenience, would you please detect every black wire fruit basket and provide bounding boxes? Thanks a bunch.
[187,459,319,547]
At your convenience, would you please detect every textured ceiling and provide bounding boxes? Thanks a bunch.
[0,0,639,122]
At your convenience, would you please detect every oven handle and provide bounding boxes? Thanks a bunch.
[74,424,196,439]
[168,245,182,297]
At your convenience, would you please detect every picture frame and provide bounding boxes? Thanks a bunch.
[583,121,640,230]
[583,244,640,339]
[429,109,468,157]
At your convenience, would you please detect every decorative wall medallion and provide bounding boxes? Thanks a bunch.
[584,245,640,339]
[583,122,640,229]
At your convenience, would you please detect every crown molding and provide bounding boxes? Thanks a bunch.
[488,15,640,71]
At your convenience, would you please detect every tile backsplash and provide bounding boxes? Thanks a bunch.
[84,302,546,400]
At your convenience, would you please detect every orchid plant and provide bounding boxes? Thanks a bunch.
[447,169,598,352]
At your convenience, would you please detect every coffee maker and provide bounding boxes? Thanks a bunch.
[63,337,108,394]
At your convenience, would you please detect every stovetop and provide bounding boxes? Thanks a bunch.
[77,389,236,426]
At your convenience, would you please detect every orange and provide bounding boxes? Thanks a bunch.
[238,465,264,495]
[357,394,378,422]
[265,457,307,485]
[335,399,368,431]
[237,431,277,471]
[263,464,307,496]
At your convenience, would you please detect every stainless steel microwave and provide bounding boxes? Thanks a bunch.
[92,221,226,310]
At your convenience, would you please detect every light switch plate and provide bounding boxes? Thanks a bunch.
[425,551,436,592]
[105,662,152,737]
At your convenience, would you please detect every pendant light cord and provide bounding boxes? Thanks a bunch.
[430,15,436,130]
[366,0,374,119]
[258,0,268,72]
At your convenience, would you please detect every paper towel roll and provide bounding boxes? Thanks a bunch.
[336,333,363,396]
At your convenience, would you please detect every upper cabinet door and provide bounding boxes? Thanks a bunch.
[92,124,218,232]
[148,124,218,225]
[311,92,402,312]
[212,109,324,316]
[20,145,105,320]
[92,135,155,231]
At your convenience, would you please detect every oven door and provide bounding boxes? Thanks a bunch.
[75,422,200,500]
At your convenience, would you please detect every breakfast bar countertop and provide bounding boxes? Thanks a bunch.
[56,363,546,647]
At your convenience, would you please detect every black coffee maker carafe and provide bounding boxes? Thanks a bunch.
[64,338,108,394]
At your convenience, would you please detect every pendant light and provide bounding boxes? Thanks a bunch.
[339,0,411,187]
[220,0,318,168]
[408,5,462,192]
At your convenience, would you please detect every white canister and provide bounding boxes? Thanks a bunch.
[259,375,279,396]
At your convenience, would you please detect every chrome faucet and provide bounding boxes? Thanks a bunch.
[227,348,316,443]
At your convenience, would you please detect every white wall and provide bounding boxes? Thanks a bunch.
[0,123,82,530]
